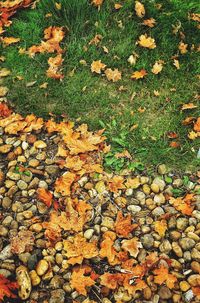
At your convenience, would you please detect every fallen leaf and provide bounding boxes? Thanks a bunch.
[188,131,198,140]
[154,219,167,237]
[10,230,34,254]
[40,82,48,89]
[153,265,177,289]
[0,275,18,302]
[115,211,138,238]
[105,68,122,82]
[0,68,11,77]
[170,141,180,148]
[151,61,164,74]
[55,172,76,196]
[99,231,119,265]
[100,273,125,289]
[194,117,200,132]
[178,41,188,54]
[142,18,156,27]
[0,86,9,97]
[131,69,147,79]
[122,238,142,257]
[108,175,125,193]
[135,1,145,18]
[91,60,106,74]
[173,59,180,69]
[55,2,61,10]
[1,37,20,46]
[114,3,122,10]
[70,268,95,296]
[167,131,178,139]
[170,194,195,215]
[137,34,156,49]
[89,34,103,45]
[181,103,198,110]
[37,188,53,207]
[127,52,139,65]
[91,0,103,8]
[182,116,195,125]
[0,103,12,117]
[46,54,64,79]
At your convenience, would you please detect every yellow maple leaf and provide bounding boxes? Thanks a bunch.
[181,103,198,110]
[178,41,188,54]
[131,69,147,79]
[91,60,106,74]
[173,58,180,69]
[151,61,164,74]
[1,37,20,46]
[105,68,122,82]
[142,18,156,27]
[154,266,177,289]
[154,219,167,237]
[137,34,156,49]
[135,1,145,18]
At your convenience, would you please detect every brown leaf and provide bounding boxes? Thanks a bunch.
[105,68,122,82]
[121,238,142,257]
[37,188,53,207]
[115,211,138,238]
[142,18,156,28]
[70,268,95,296]
[153,265,177,289]
[0,275,18,302]
[154,219,167,237]
[181,103,198,110]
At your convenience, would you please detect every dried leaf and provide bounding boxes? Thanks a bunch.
[137,34,156,49]
[100,273,125,289]
[114,3,123,10]
[194,117,200,132]
[0,103,12,117]
[99,231,119,265]
[151,61,164,74]
[170,194,195,215]
[173,59,180,69]
[178,41,188,54]
[142,18,156,27]
[0,68,11,77]
[1,37,20,46]
[0,86,9,97]
[154,265,177,289]
[91,60,106,74]
[115,211,138,238]
[169,141,180,148]
[121,238,142,257]
[181,103,198,110]
[10,230,34,254]
[55,172,76,196]
[46,54,64,79]
[70,268,95,296]
[105,68,122,82]
[108,175,125,193]
[131,69,147,79]
[91,0,103,8]
[154,219,167,237]
[37,188,53,207]
[0,275,18,302]
[135,1,145,18]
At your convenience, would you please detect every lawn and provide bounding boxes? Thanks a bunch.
[0,0,200,171]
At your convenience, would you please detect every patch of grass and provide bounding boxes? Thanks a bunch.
[0,0,200,171]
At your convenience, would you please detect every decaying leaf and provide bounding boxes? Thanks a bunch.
[0,102,12,117]
[153,265,177,289]
[142,18,156,28]
[173,58,180,69]
[181,103,198,110]
[131,69,147,79]
[46,54,64,79]
[121,237,142,257]
[194,117,200,132]
[70,268,95,296]
[108,175,125,193]
[0,68,11,77]
[105,68,122,82]
[55,172,76,196]
[115,211,138,237]
[0,86,9,97]
[10,230,34,254]
[1,37,20,46]
[135,1,145,18]
[99,231,119,265]
[137,34,156,49]
[91,0,103,9]
[0,275,18,302]
[178,41,188,54]
[91,60,106,74]
[37,188,53,207]
[114,3,123,10]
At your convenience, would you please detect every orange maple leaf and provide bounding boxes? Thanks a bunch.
[142,18,156,27]
[131,69,147,80]
[170,194,195,216]
[55,172,76,196]
[99,231,119,265]
[105,68,122,82]
[153,266,177,289]
[0,275,18,302]
[37,188,53,208]
[194,117,200,132]
[124,278,147,296]
[63,234,98,265]
[121,237,142,257]
[100,273,125,289]
[115,211,138,238]
[0,102,12,117]
[91,0,104,8]
[70,268,95,296]
[108,175,125,193]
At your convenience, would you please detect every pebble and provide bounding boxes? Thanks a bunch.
[179,238,195,250]
[17,180,28,190]
[151,183,160,193]
[180,281,190,292]
[154,193,165,205]
[152,207,164,217]
[191,248,200,261]
[49,289,65,303]
[34,140,47,149]
[173,178,183,187]
[127,205,142,213]
[16,265,32,300]
[0,269,12,277]
[2,197,12,209]
[153,177,166,191]
[158,286,172,299]
[45,165,59,175]
[142,234,154,249]
[50,275,64,289]
[0,225,8,236]
[177,217,188,230]
[7,171,21,181]
[158,164,167,174]
[84,229,94,239]
[29,270,41,286]
[36,259,49,276]
[193,210,200,220]
[187,274,200,286]
[172,242,183,257]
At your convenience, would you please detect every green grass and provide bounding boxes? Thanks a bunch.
[0,0,200,171]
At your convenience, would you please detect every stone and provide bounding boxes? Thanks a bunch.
[187,274,200,286]
[173,178,183,187]
[177,217,189,230]
[101,217,114,230]
[84,229,94,240]
[179,238,195,250]
[127,205,141,213]
[0,269,12,277]
[34,140,47,149]
[158,286,172,299]
[16,265,32,300]
[152,207,164,217]
[50,275,64,289]
[0,144,12,153]
[158,164,167,174]
[49,289,65,303]
[172,242,183,257]
[17,180,28,190]
[153,177,166,191]
[154,193,165,205]
[0,225,8,237]
[159,240,172,254]
[191,248,200,261]
[180,281,190,292]
[29,270,41,286]
[142,234,154,249]
[36,259,49,276]
[45,165,59,175]
[7,171,20,181]
[191,261,200,273]
[151,183,160,193]
[29,159,40,167]
[193,210,200,220]
[2,197,12,209]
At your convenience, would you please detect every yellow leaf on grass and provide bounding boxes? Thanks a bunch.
[91,60,106,74]
[194,117,200,132]
[137,34,156,49]
[0,68,11,77]
[0,86,9,97]
[114,3,123,10]
[1,37,20,46]
[105,68,122,82]
[91,0,103,8]
[142,18,156,28]
[151,61,164,74]
[181,103,198,110]
[46,54,64,79]
[154,220,167,237]
[131,69,147,80]
[179,41,188,54]
[135,1,145,18]
[173,59,180,69]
